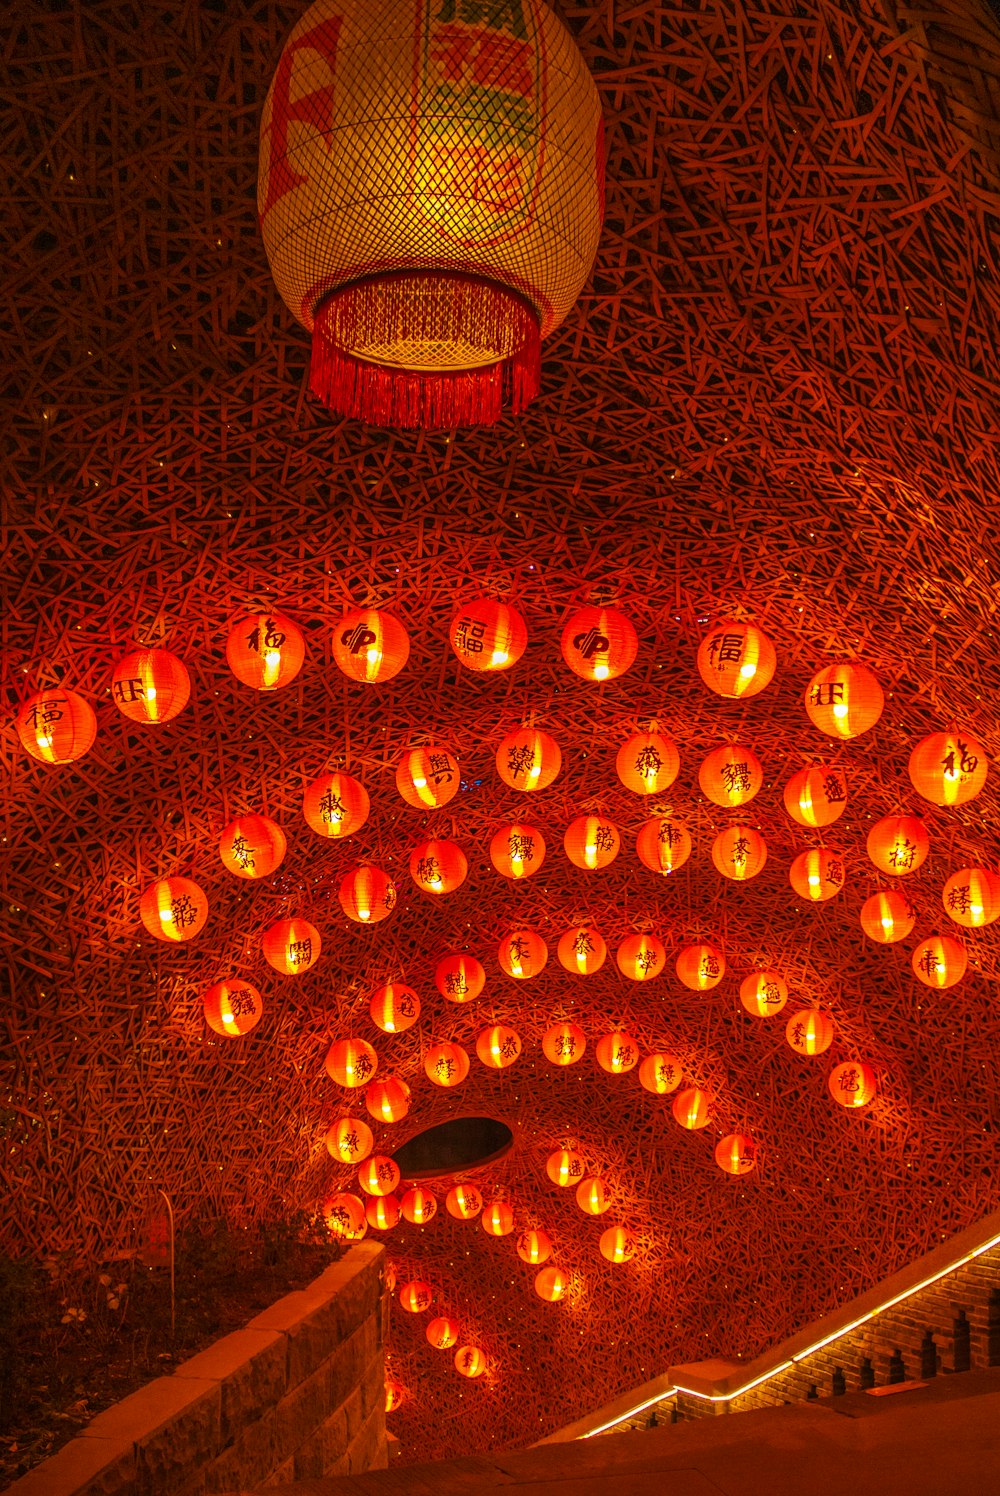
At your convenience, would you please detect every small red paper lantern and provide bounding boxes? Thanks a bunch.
[828,1061,877,1109]
[424,1041,470,1088]
[218,814,287,880]
[942,868,1000,929]
[409,838,468,896]
[912,934,967,989]
[332,608,409,683]
[111,647,190,724]
[302,770,370,839]
[696,621,776,699]
[517,1228,553,1265]
[434,953,486,1004]
[560,606,638,681]
[638,1053,683,1095]
[365,1076,411,1123]
[783,765,848,828]
[672,1087,713,1130]
[16,687,97,765]
[789,847,845,903]
[804,661,883,739]
[546,1148,585,1188]
[369,982,420,1034]
[476,1025,522,1069]
[449,599,528,673]
[860,889,915,944]
[576,1177,609,1215]
[384,1379,404,1412]
[557,925,607,976]
[599,1226,635,1263]
[542,1022,587,1067]
[676,942,726,991]
[481,1201,515,1237]
[909,729,988,807]
[323,1193,367,1240]
[358,1156,400,1197]
[699,744,763,808]
[339,864,397,923]
[395,746,459,809]
[866,815,929,877]
[427,1317,459,1350]
[399,1281,433,1313]
[490,822,546,879]
[712,824,767,881]
[596,1031,639,1075]
[715,1135,757,1175]
[326,1037,379,1088]
[454,1346,487,1378]
[498,928,548,980]
[563,815,620,870]
[496,727,561,791]
[615,932,666,982]
[262,917,321,975]
[616,731,680,795]
[635,817,692,876]
[203,978,263,1037]
[139,877,209,943]
[739,970,788,1018]
[534,1265,568,1301]
[366,1195,400,1231]
[226,612,304,691]
[326,1116,373,1164]
[785,1009,835,1056]
[401,1187,437,1225]
[445,1184,483,1220]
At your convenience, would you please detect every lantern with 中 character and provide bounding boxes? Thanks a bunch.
[490,822,545,879]
[326,1038,379,1088]
[395,746,459,809]
[534,1265,568,1301]
[16,687,97,765]
[561,606,637,681]
[789,847,845,903]
[909,729,988,807]
[366,1076,411,1123]
[332,608,409,683]
[828,1061,877,1109]
[449,599,528,671]
[638,1053,682,1095]
[715,1134,757,1175]
[557,924,607,975]
[435,953,486,1004]
[866,815,929,877]
[481,1201,515,1237]
[596,1031,639,1075]
[226,612,304,691]
[424,1041,470,1088]
[203,979,263,1037]
[326,1116,373,1164]
[262,917,321,975]
[712,824,767,882]
[785,1010,834,1056]
[542,1022,587,1067]
[323,1192,367,1240]
[339,864,397,923]
[446,1184,483,1220]
[218,814,287,880]
[804,662,883,739]
[616,730,680,795]
[783,765,848,828]
[564,815,620,870]
[616,933,666,982]
[942,868,1000,929]
[498,928,547,980]
[676,942,725,991]
[427,1317,459,1350]
[739,970,788,1019]
[409,838,468,895]
[636,817,692,876]
[476,1025,522,1069]
[455,1346,487,1378]
[517,1228,552,1264]
[599,1226,635,1263]
[370,982,420,1034]
[496,727,561,791]
[302,770,370,839]
[672,1087,712,1130]
[139,878,209,944]
[697,621,776,699]
[111,647,190,724]
[911,935,967,989]
[860,889,915,944]
[699,744,763,808]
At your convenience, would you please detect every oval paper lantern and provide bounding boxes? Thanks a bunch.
[369,982,420,1034]
[323,1193,367,1240]
[672,1087,713,1130]
[218,813,287,880]
[262,917,321,975]
[912,934,967,989]
[454,1346,487,1379]
[16,687,97,765]
[481,1201,515,1237]
[476,1025,522,1070]
[226,612,304,691]
[542,1022,587,1067]
[561,606,637,681]
[302,770,370,839]
[785,1009,835,1056]
[942,867,1000,929]
[599,1226,635,1263]
[860,888,916,944]
[409,838,467,896]
[866,815,929,877]
[434,953,486,1004]
[676,942,726,991]
[804,662,883,739]
[449,599,528,672]
[366,1195,400,1230]
[563,815,620,870]
[339,864,397,923]
[909,729,988,807]
[358,1155,400,1197]
[699,744,763,808]
[401,1186,437,1225]
[490,822,545,879]
[828,1061,877,1109]
[496,727,561,792]
[424,1041,470,1088]
[399,1281,433,1314]
[445,1184,483,1220]
[596,1031,639,1075]
[557,925,607,976]
[696,621,776,700]
[332,608,409,683]
[546,1148,585,1188]
[395,745,459,809]
[635,817,692,876]
[715,1135,757,1176]
[326,1116,374,1164]
[789,847,845,903]
[534,1265,568,1301]
[616,933,666,982]
[326,1038,379,1088]
[517,1228,553,1265]
[203,979,263,1037]
[638,1053,683,1095]
[111,647,190,724]
[739,970,788,1018]
[712,824,767,881]
[139,878,209,944]
[783,765,848,828]
[576,1177,609,1215]
[616,731,680,795]
[384,1379,404,1412]
[365,1075,411,1123]
[427,1317,459,1350]
[498,928,548,980]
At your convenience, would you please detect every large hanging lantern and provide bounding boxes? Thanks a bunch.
[424,1040,470,1088]
[332,608,410,683]
[638,1053,682,1095]
[596,1031,639,1075]
[326,1115,373,1164]
[804,661,883,739]
[476,1024,522,1069]
[399,1281,434,1313]
[711,824,767,882]
[218,813,287,880]
[635,817,692,876]
[401,1186,437,1225]
[490,821,545,879]
[909,729,988,807]
[785,1009,834,1056]
[409,838,468,896]
[534,1265,568,1301]
[542,1021,587,1067]
[302,770,370,839]
[366,1075,411,1123]
[675,942,725,991]
[481,1201,515,1237]
[860,889,915,944]
[498,927,548,980]
[560,606,637,681]
[699,744,763,808]
[672,1087,713,1131]
[446,1183,483,1220]
[262,916,321,975]
[942,867,1000,929]
[912,934,967,989]
[455,1346,487,1379]
[599,1226,636,1263]
[366,1195,401,1230]
[449,599,528,670]
[111,647,190,724]
[203,978,263,1038]
[323,1193,367,1241]
[496,727,561,791]
[557,924,607,976]
[739,970,788,1018]
[616,730,680,795]
[226,612,305,691]
[16,687,97,765]
[259,0,603,430]
[866,815,929,877]
[715,1135,757,1176]
[789,847,845,903]
[828,1061,877,1109]
[435,952,486,1003]
[358,1155,401,1197]
[427,1316,459,1350]
[576,1177,609,1215]
[783,765,848,828]
[139,878,209,943]
[517,1228,553,1265]
[546,1148,585,1187]
[369,982,420,1034]
[395,746,459,809]
[326,1037,379,1087]
[696,621,776,699]
[339,864,397,923]
[563,815,620,870]
[384,1378,405,1411]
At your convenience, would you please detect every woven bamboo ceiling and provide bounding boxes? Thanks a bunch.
[4,0,1000,1462]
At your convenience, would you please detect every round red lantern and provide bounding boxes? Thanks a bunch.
[427,1317,459,1350]
[672,1087,713,1130]
[399,1281,433,1314]
[323,1193,367,1241]
[476,1025,522,1070]
[366,1195,400,1231]
[542,1022,587,1067]
[912,934,967,989]
[783,765,848,828]
[635,817,692,876]
[302,770,370,839]
[696,620,776,699]
[860,889,916,944]
[576,1177,609,1215]
[332,608,409,683]
[203,978,263,1037]
[218,814,287,880]
[369,982,420,1034]
[339,864,397,924]
[638,1053,683,1095]
[409,838,467,896]
[139,878,209,943]
[496,728,561,792]
[599,1226,635,1263]
[326,1116,373,1164]
[454,1346,487,1379]
[434,953,486,1004]
[866,815,929,877]
[563,815,620,870]
[909,729,988,807]
[828,1061,877,1109]
[942,868,1000,929]
[365,1076,411,1124]
[712,824,767,881]
[445,1184,483,1220]
[395,746,459,809]
[517,1228,553,1265]
[534,1266,568,1301]
[699,744,763,808]
[401,1187,437,1225]
[596,1031,639,1075]
[262,917,321,975]
[715,1135,757,1175]
[15,687,97,765]
[498,928,548,980]
[226,612,304,691]
[676,942,726,991]
[804,661,883,739]
[615,933,666,982]
[449,600,528,672]
[785,1009,835,1056]
[490,822,545,879]
[424,1041,470,1088]
[326,1038,379,1088]
[481,1201,515,1237]
[358,1156,400,1197]
[616,731,680,795]
[384,1379,404,1413]
[561,606,638,681]
[111,647,190,724]
[789,847,845,903]
[739,970,788,1018]
[557,925,607,976]
[546,1148,585,1188]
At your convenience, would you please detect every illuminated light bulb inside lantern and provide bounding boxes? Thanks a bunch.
[491,648,508,668]
[594,663,609,680]
[833,701,848,719]
[222,1012,234,1027]
[808,873,820,889]
[739,662,757,679]
[263,649,281,686]
[413,776,427,789]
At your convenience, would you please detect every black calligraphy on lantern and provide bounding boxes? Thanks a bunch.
[822,773,847,802]
[942,739,979,780]
[721,761,752,796]
[918,947,942,978]
[383,884,397,912]
[377,1161,395,1183]
[499,1034,520,1060]
[572,930,594,956]
[353,1053,374,1082]
[112,677,146,705]
[506,743,535,779]
[319,788,345,825]
[760,980,782,1007]
[509,934,530,963]
[228,987,257,1018]
[247,616,285,656]
[658,821,682,845]
[593,825,616,852]
[568,1156,584,1177]
[946,884,973,915]
[435,1055,456,1081]
[634,744,662,779]
[555,1034,577,1058]
[637,947,659,974]
[828,858,845,885]
[809,680,846,708]
[340,621,376,656]
[170,894,197,929]
[415,855,443,886]
[341,1128,360,1156]
[508,831,535,863]
[701,953,720,978]
[789,1020,807,1049]
[657,1060,677,1087]
[730,833,750,868]
[572,625,609,659]
[289,937,312,966]
[705,631,745,670]
[615,1043,635,1069]
[444,972,468,997]
[454,616,485,654]
[26,698,64,730]
[231,832,255,871]
[838,1066,860,1093]
[398,993,417,1017]
[888,837,917,871]
[427,751,454,784]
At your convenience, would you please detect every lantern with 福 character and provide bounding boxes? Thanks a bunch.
[517,1228,553,1265]
[596,1031,639,1075]
[496,727,561,791]
[715,1134,757,1175]
[676,942,726,991]
[672,1087,713,1130]
[326,1115,373,1164]
[455,1346,487,1379]
[534,1265,568,1301]
[638,1053,682,1095]
[828,1061,877,1109]
[599,1226,635,1263]
[218,813,287,880]
[16,687,97,765]
[739,970,788,1018]
[262,916,321,974]
[804,662,883,739]
[358,1156,400,1197]
[712,824,767,881]
[369,982,420,1034]
[424,1041,470,1088]
[911,934,967,989]
[449,600,528,671]
[409,838,467,896]
[365,1075,411,1123]
[226,612,304,691]
[542,1022,587,1067]
[323,1193,367,1240]
[326,1037,378,1088]
[860,889,915,944]
[616,933,666,982]
[576,1177,610,1215]
[446,1184,483,1220]
[942,868,1000,929]
[395,745,459,809]
[399,1281,433,1313]
[139,878,209,944]
[909,729,988,807]
[785,1009,835,1056]
[564,815,620,870]
[435,952,486,1004]
[332,608,409,683]
[866,815,929,877]
[783,765,848,828]
[557,924,607,975]
[426,1316,459,1350]
[339,864,397,923]
[111,647,190,724]
[490,822,545,879]
[697,621,776,699]
[616,730,680,795]
[302,770,370,839]
[203,978,263,1037]
[384,1379,404,1412]
[561,606,637,680]
[481,1201,515,1237]
[401,1187,437,1225]
[476,1025,522,1070]
[635,817,692,876]
[498,928,548,980]
[546,1148,585,1188]
[699,744,763,808]
[789,847,845,903]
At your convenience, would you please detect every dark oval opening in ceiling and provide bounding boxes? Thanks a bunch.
[392,1117,513,1180]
